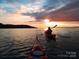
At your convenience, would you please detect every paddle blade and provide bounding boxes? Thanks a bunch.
[53,25,57,28]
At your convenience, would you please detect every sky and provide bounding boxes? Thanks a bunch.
[0,0,79,27]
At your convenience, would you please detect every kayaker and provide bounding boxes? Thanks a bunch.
[45,27,52,40]
[45,27,52,35]
[45,27,56,41]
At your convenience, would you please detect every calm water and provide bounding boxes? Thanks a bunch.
[0,28,79,59]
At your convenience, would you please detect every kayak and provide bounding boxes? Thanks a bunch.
[45,34,56,41]
[28,36,48,59]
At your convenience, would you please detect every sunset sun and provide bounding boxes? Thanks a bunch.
[44,19,59,27]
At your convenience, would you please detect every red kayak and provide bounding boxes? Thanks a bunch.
[28,36,48,59]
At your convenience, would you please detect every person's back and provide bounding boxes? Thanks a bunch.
[45,27,52,35]
[45,27,53,40]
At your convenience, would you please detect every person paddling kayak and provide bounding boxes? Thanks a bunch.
[45,27,56,41]
[45,27,52,35]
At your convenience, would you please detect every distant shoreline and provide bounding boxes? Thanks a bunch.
[0,26,36,28]
[0,27,37,29]
[0,23,36,29]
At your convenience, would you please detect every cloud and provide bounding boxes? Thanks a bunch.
[0,0,79,24]
[21,0,72,20]
[0,13,36,24]
[0,5,37,24]
[0,8,6,13]
[0,8,7,17]
[34,0,79,21]
[16,5,28,14]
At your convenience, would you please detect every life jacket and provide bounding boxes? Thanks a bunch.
[45,29,52,38]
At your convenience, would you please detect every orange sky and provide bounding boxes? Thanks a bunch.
[22,21,79,29]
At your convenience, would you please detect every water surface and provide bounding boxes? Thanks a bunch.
[0,28,79,59]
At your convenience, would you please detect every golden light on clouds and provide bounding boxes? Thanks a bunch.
[44,19,50,23]
[43,19,60,27]
[58,22,79,27]
[0,4,45,24]
[0,13,36,24]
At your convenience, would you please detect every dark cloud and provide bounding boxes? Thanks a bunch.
[22,0,79,21]
[47,0,79,21]
[34,0,79,21]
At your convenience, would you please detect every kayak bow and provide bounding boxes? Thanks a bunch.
[28,36,48,59]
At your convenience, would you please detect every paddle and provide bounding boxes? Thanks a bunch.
[51,25,57,28]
